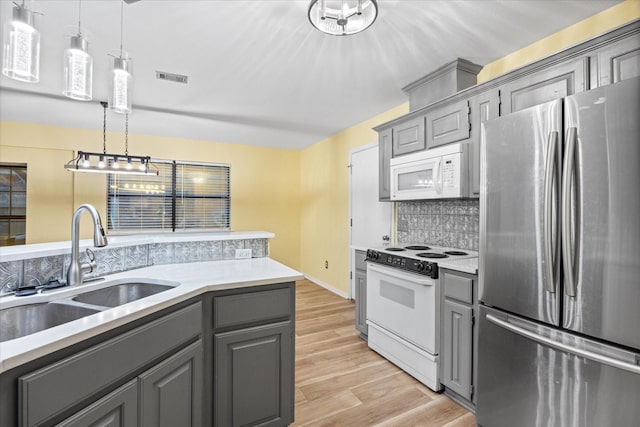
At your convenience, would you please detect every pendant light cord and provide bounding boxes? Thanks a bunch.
[77,0,82,36]
[119,0,124,57]
[102,102,107,154]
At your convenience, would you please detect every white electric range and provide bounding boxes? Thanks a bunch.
[365,244,477,391]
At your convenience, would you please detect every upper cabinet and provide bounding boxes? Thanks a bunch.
[593,34,640,86]
[426,99,470,149]
[378,128,392,201]
[468,90,500,196]
[392,116,426,156]
[500,58,587,114]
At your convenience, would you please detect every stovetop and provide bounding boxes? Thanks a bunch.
[365,244,478,278]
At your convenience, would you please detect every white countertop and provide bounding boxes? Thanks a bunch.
[0,231,275,262]
[0,257,303,373]
[438,257,479,275]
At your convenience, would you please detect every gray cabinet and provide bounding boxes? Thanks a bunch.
[214,322,293,427]
[139,340,203,427]
[211,284,295,427]
[440,269,477,407]
[501,58,587,114]
[425,99,470,149]
[594,34,640,86]
[56,380,138,427]
[378,128,392,201]
[354,250,367,339]
[392,116,426,156]
[469,90,500,196]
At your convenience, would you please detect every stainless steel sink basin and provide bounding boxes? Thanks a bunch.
[0,303,101,342]
[72,282,174,307]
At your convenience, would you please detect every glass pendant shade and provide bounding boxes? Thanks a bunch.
[109,55,133,114]
[63,35,93,100]
[308,0,378,36]
[2,4,40,82]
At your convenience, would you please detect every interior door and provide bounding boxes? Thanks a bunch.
[480,99,562,326]
[350,143,392,296]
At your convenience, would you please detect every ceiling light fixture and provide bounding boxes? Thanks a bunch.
[308,0,378,36]
[63,0,92,100]
[2,0,41,82]
[109,0,133,114]
[65,102,158,176]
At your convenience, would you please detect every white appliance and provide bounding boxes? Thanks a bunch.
[365,244,477,391]
[389,143,468,200]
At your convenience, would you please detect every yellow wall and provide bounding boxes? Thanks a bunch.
[299,1,639,295]
[0,122,301,269]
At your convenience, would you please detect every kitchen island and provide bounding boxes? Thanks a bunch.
[0,254,303,427]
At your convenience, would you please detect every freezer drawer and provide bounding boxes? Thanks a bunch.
[477,305,640,427]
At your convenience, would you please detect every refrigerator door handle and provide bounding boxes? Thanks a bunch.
[486,314,640,375]
[562,127,579,297]
[544,131,559,293]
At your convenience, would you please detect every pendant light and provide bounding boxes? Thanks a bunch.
[308,0,378,36]
[2,0,41,82]
[65,102,157,176]
[63,0,92,100]
[109,0,133,114]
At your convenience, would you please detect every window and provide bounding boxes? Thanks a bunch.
[0,164,27,246]
[107,160,230,232]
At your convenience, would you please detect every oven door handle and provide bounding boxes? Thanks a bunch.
[367,263,434,286]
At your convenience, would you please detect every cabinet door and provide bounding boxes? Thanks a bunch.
[139,341,203,427]
[378,128,392,201]
[354,269,368,338]
[596,34,640,86]
[469,90,500,196]
[426,99,470,149]
[56,380,138,427]
[442,299,473,400]
[214,321,293,427]
[392,116,426,156]
[501,58,587,114]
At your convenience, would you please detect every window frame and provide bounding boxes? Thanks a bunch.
[0,163,27,246]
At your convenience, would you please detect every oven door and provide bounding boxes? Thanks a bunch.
[390,156,441,200]
[366,262,438,353]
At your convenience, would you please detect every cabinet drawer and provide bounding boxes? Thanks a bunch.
[213,287,293,329]
[20,303,202,427]
[355,250,367,271]
[443,272,473,304]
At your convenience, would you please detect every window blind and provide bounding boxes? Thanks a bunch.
[107,160,230,232]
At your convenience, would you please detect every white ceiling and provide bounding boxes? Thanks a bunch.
[0,0,623,150]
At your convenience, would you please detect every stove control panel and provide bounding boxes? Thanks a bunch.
[365,250,438,279]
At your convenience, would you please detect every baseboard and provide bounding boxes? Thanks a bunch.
[303,274,350,299]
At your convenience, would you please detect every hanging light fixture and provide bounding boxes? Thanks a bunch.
[63,0,92,100]
[65,102,157,176]
[308,0,378,36]
[2,0,41,82]
[109,0,133,114]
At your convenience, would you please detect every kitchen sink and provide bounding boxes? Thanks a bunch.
[0,303,102,342]
[71,282,174,308]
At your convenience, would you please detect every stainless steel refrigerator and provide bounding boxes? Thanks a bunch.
[477,76,640,427]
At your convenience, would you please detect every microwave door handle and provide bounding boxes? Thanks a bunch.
[434,159,442,195]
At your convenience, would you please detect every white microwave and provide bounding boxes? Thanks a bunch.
[389,142,469,200]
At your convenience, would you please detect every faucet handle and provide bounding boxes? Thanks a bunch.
[84,248,97,273]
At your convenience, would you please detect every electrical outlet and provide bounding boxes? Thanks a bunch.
[325,260,329,269]
[235,249,252,259]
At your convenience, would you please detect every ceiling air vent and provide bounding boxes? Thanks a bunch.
[156,71,188,84]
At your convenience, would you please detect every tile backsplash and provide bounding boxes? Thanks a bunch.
[397,200,479,250]
[0,238,268,294]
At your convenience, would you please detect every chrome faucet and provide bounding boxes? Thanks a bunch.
[66,204,108,287]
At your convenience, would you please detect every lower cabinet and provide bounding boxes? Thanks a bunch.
[440,269,477,408]
[354,250,368,339]
[56,380,138,427]
[214,322,293,427]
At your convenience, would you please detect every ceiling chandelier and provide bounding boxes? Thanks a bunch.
[2,0,41,82]
[65,102,157,176]
[308,0,378,36]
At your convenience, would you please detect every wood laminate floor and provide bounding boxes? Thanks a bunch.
[292,279,476,427]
